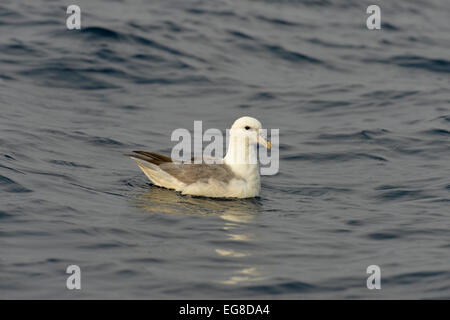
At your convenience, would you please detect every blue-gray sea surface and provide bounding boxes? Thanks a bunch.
[0,0,449,299]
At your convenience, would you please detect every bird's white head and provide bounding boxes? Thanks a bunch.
[224,116,271,169]
[230,116,271,150]
[223,116,270,195]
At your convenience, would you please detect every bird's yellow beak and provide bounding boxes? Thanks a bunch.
[257,135,271,149]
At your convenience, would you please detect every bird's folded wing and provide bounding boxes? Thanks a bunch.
[159,162,237,185]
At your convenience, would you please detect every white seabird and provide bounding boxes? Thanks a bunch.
[128,116,271,198]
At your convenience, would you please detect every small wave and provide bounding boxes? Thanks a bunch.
[308,38,366,49]
[0,42,43,57]
[115,269,138,277]
[346,219,364,226]
[0,211,13,219]
[255,15,305,27]
[95,48,126,63]
[243,280,317,294]
[0,163,24,174]
[19,65,118,90]
[81,26,123,40]
[383,22,400,31]
[361,90,419,100]
[131,53,166,63]
[283,186,352,196]
[303,100,351,112]
[48,160,93,169]
[0,6,23,18]
[78,242,132,250]
[134,75,210,85]
[384,271,449,285]
[0,175,32,193]
[283,152,387,162]
[392,56,450,73]
[250,91,276,101]
[119,105,144,111]
[263,44,323,64]
[57,26,202,62]
[367,232,399,240]
[367,55,450,73]
[318,129,389,141]
[375,189,431,201]
[128,35,186,57]
[125,257,165,264]
[185,8,236,17]
[421,128,450,136]
[88,136,124,147]
[255,0,333,7]
[0,73,14,80]
[226,30,255,40]
[375,184,406,191]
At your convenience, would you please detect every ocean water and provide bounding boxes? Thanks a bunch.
[0,0,449,299]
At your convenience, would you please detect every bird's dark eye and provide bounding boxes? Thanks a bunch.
[245,126,250,130]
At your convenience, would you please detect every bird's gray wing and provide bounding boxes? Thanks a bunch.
[159,163,237,185]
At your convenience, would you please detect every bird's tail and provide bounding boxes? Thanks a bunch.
[130,157,182,190]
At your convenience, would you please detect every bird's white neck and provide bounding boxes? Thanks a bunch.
[224,133,260,181]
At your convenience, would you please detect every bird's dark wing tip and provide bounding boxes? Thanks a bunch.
[126,151,173,165]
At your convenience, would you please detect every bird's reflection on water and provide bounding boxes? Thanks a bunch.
[133,186,267,285]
